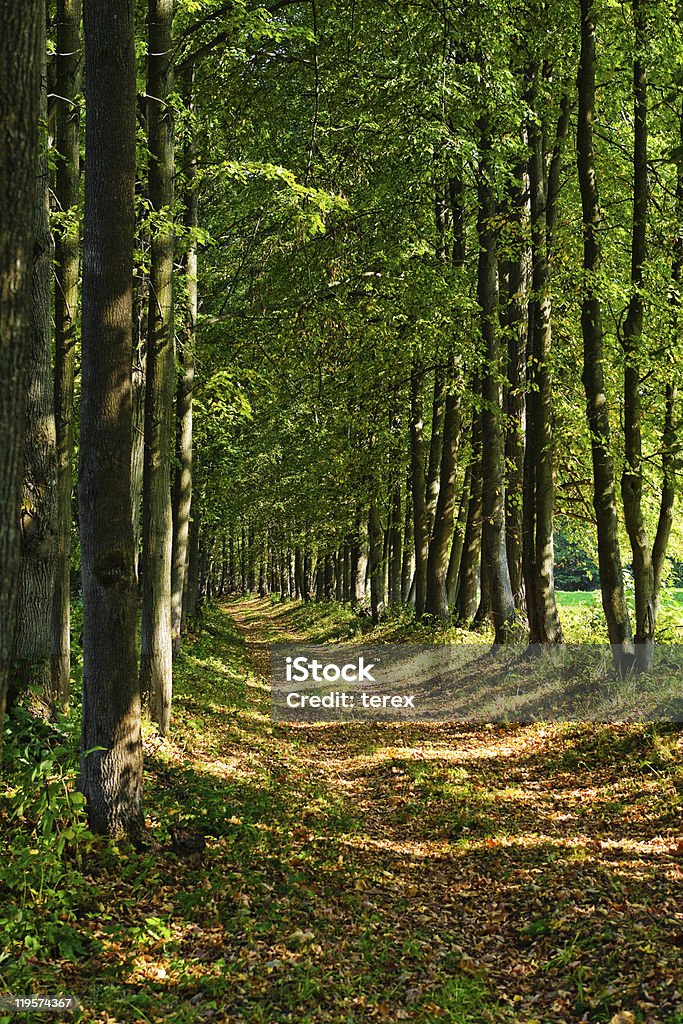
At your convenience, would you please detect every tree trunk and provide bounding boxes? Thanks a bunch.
[620,0,654,671]
[410,363,429,617]
[401,479,413,604]
[446,464,470,608]
[368,504,385,624]
[79,0,144,836]
[426,388,461,618]
[389,483,402,602]
[523,74,565,645]
[477,116,515,642]
[51,0,82,710]
[502,166,527,614]
[425,372,445,534]
[140,0,175,733]
[577,0,633,671]
[184,508,201,622]
[171,75,196,656]
[457,404,483,622]
[11,26,59,706]
[653,89,683,610]
[0,0,42,759]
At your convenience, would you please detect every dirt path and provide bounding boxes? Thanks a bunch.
[224,598,683,1024]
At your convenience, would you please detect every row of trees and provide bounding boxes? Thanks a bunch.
[1,0,682,835]
[194,0,683,677]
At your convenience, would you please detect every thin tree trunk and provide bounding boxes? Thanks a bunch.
[11,27,59,706]
[621,0,654,671]
[425,372,445,534]
[457,404,483,622]
[51,0,82,710]
[410,363,429,617]
[426,387,461,618]
[401,479,413,604]
[171,73,196,656]
[447,464,470,608]
[523,74,565,644]
[477,115,515,642]
[140,0,175,733]
[0,0,42,759]
[577,0,633,671]
[368,504,385,624]
[79,0,144,837]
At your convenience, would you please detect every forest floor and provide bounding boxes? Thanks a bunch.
[2,597,683,1024]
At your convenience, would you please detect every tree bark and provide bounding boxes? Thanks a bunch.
[171,72,196,656]
[79,0,144,836]
[621,0,654,671]
[140,0,175,733]
[426,387,461,618]
[577,0,633,671]
[410,363,429,617]
[51,0,82,710]
[11,24,59,707]
[368,504,385,624]
[477,116,515,642]
[0,0,42,758]
[457,403,483,622]
[523,74,566,645]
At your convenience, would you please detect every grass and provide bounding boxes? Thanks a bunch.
[0,598,681,1023]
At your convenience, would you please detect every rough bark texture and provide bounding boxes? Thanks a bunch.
[0,0,42,757]
[621,0,654,671]
[577,0,633,671]
[79,0,144,836]
[388,482,402,602]
[51,0,82,710]
[410,363,430,618]
[425,372,445,535]
[11,26,59,706]
[477,117,515,642]
[140,0,175,733]
[171,88,196,657]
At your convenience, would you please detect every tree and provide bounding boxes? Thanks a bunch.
[140,0,175,733]
[51,0,82,709]
[576,0,633,672]
[11,10,58,706]
[0,0,43,759]
[79,0,143,837]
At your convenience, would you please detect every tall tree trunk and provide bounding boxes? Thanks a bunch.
[621,0,654,671]
[523,75,565,645]
[446,463,470,608]
[11,25,59,705]
[426,387,461,618]
[425,372,445,534]
[0,0,42,759]
[653,88,683,610]
[389,482,402,602]
[410,363,429,617]
[51,0,82,710]
[79,0,144,836]
[577,0,633,671]
[477,116,515,642]
[457,403,483,621]
[401,479,413,604]
[502,166,527,614]
[140,0,175,733]
[368,504,385,624]
[171,74,196,656]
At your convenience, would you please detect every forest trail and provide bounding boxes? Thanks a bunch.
[217,598,683,1023]
[10,600,681,1024]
